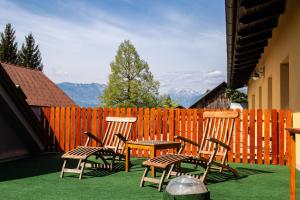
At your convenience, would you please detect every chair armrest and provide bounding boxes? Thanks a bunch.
[207,137,231,150]
[84,131,103,146]
[174,135,201,147]
[115,133,127,143]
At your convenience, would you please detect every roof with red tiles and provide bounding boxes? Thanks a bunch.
[0,62,77,107]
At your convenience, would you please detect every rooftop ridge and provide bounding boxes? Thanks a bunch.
[0,62,77,107]
[0,62,43,72]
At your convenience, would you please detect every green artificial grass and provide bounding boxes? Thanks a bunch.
[0,154,299,200]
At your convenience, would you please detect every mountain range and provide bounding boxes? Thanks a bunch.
[57,82,106,107]
[57,82,203,108]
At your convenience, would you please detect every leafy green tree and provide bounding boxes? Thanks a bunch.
[225,88,247,103]
[18,33,43,70]
[102,40,160,108]
[159,95,179,108]
[0,23,18,64]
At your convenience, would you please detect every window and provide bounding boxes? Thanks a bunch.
[268,77,272,109]
[259,86,262,109]
[280,63,289,109]
[251,94,255,109]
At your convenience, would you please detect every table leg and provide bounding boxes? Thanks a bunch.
[290,133,296,200]
[150,147,156,177]
[125,145,130,172]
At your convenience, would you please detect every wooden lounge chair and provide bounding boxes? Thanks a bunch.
[60,116,137,179]
[140,111,239,191]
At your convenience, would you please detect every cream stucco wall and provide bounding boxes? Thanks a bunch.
[247,0,300,167]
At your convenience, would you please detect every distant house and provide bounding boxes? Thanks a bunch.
[0,63,46,161]
[189,82,230,109]
[0,63,77,117]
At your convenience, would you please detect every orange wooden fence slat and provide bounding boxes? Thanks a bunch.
[75,107,81,146]
[91,108,98,147]
[115,107,119,116]
[249,109,255,164]
[198,110,204,148]
[103,108,109,134]
[127,108,136,156]
[169,108,175,154]
[150,108,155,140]
[286,110,292,165]
[60,107,65,151]
[278,110,285,165]
[49,107,55,151]
[242,110,248,164]
[228,117,234,162]
[181,109,186,155]
[131,108,137,141]
[264,109,270,164]
[54,107,61,151]
[156,108,162,141]
[81,108,87,145]
[186,109,192,155]
[175,109,180,140]
[138,108,143,157]
[156,108,162,155]
[162,109,168,155]
[121,108,125,117]
[110,107,115,116]
[192,109,198,156]
[235,109,241,163]
[257,109,263,164]
[144,108,150,157]
[271,109,278,165]
[65,107,71,152]
[97,108,103,142]
[70,107,76,150]
[87,108,93,132]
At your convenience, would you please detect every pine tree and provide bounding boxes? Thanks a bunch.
[18,33,43,70]
[102,40,160,108]
[0,23,18,64]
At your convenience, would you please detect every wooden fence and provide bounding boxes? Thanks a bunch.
[40,107,292,165]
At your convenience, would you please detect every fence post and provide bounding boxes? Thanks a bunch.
[286,128,298,200]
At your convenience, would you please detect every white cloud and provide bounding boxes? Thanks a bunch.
[0,0,226,91]
[158,70,226,94]
[205,70,223,78]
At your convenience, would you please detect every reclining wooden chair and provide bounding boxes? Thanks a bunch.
[60,116,137,179]
[141,111,239,191]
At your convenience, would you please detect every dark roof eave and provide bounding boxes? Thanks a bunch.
[226,0,286,89]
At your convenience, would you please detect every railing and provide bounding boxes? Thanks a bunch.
[40,107,292,165]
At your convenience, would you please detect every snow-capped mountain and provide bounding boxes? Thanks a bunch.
[165,88,202,108]
[57,83,204,108]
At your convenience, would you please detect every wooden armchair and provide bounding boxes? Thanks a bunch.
[141,111,239,191]
[60,116,137,179]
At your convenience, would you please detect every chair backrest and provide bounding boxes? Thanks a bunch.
[102,117,137,151]
[199,111,238,162]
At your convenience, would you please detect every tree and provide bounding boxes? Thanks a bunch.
[18,33,43,70]
[102,40,160,108]
[0,23,18,64]
[225,88,248,103]
[159,95,179,108]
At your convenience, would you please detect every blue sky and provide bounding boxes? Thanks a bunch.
[0,0,226,93]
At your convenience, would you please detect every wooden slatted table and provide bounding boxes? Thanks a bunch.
[286,128,300,200]
[125,140,181,177]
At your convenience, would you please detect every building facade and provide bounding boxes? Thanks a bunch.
[226,0,300,168]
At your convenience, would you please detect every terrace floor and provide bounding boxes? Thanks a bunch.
[0,154,299,200]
